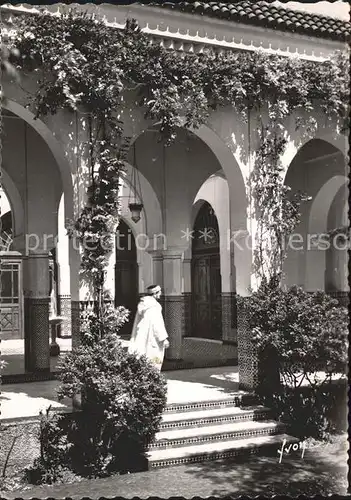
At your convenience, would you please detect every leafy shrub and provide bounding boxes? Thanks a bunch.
[239,279,348,387]
[26,297,166,482]
[54,332,167,477]
[267,379,347,440]
[238,278,348,439]
[79,298,130,346]
[25,407,74,485]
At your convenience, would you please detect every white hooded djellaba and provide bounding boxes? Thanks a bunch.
[128,295,168,371]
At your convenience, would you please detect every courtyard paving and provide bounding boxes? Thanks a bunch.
[0,366,243,420]
[2,433,348,498]
[0,362,348,497]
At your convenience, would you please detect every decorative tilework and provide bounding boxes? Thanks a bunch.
[58,294,71,338]
[237,298,259,391]
[24,297,50,372]
[182,292,192,338]
[150,424,284,449]
[160,409,270,430]
[181,337,237,364]
[221,293,237,343]
[327,291,349,308]
[71,300,80,349]
[163,295,184,360]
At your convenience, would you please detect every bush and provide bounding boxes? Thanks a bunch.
[238,279,348,439]
[79,299,130,346]
[25,407,74,485]
[53,332,167,477]
[266,378,347,440]
[26,301,167,482]
[239,279,348,386]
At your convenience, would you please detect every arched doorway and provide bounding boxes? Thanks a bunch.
[191,202,222,340]
[0,189,22,340]
[115,219,139,337]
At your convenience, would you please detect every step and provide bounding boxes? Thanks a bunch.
[150,420,285,449]
[165,394,258,414]
[148,433,298,468]
[160,405,271,430]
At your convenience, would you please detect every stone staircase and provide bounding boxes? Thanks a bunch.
[147,393,297,468]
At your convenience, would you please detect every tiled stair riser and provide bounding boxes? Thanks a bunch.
[160,409,271,430]
[165,395,258,414]
[148,394,298,468]
[149,435,299,468]
[150,423,286,449]
[151,448,262,468]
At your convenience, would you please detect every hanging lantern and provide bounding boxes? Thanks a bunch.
[129,202,143,223]
[128,143,144,223]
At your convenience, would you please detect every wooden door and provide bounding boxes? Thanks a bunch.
[209,254,222,338]
[192,255,211,338]
[191,202,222,340]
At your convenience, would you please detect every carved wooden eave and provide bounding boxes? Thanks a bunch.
[1,3,347,62]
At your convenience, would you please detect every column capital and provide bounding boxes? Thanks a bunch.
[145,249,164,261]
[146,246,188,259]
[25,251,51,259]
[162,247,189,259]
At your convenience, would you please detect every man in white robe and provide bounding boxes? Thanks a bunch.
[128,285,169,371]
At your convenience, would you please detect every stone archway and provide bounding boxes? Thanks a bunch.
[283,138,347,292]
[1,105,74,372]
[0,181,23,341]
[191,201,222,340]
[3,101,74,222]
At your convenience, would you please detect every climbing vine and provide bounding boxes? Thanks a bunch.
[7,8,349,306]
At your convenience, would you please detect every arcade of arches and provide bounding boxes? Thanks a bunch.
[0,106,348,380]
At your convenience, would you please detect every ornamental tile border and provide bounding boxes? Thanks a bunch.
[165,395,258,414]
[149,446,261,468]
[160,410,271,430]
[150,424,285,449]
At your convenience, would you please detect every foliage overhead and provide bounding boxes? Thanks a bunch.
[12,10,349,134]
[9,8,350,293]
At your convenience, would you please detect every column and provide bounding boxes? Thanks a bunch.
[69,111,91,348]
[162,249,185,360]
[182,256,192,338]
[151,251,164,286]
[105,238,116,302]
[221,237,237,344]
[23,252,50,372]
[237,298,259,390]
[69,240,89,349]
[231,222,258,390]
[57,194,71,337]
